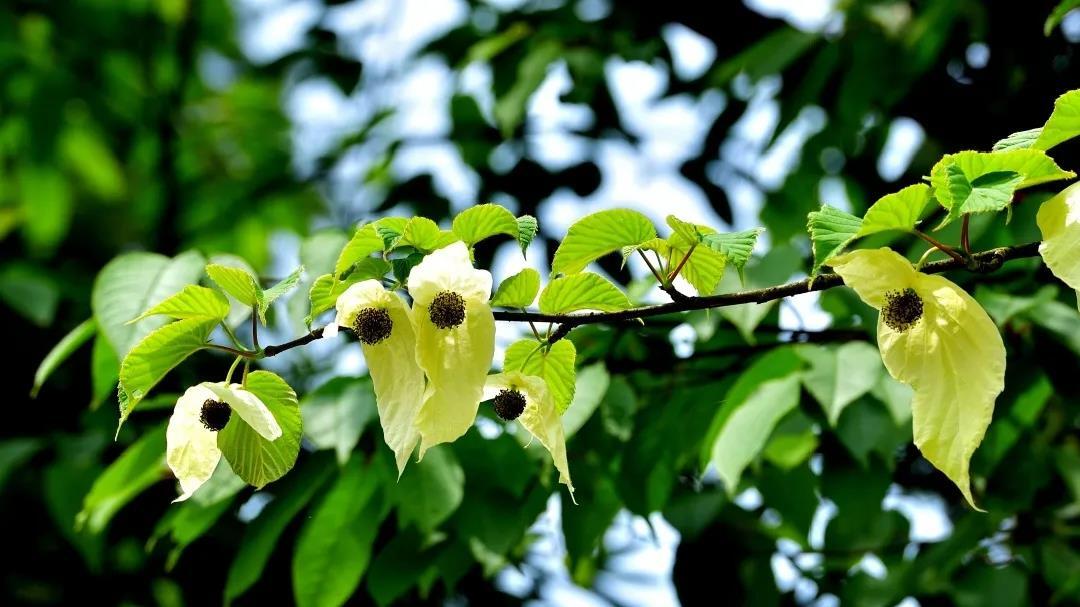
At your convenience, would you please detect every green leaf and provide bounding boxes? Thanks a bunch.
[993,128,1042,152]
[129,285,230,324]
[538,273,633,315]
[491,268,541,308]
[929,149,1075,221]
[711,27,817,86]
[224,455,336,604]
[335,224,384,279]
[90,332,119,409]
[301,377,378,464]
[395,446,465,533]
[208,254,259,328]
[798,342,883,426]
[92,250,205,358]
[151,464,244,569]
[516,215,538,256]
[937,168,1025,227]
[807,205,862,275]
[452,203,519,246]
[665,216,731,295]
[1035,89,1080,150]
[709,375,802,495]
[118,317,219,426]
[1046,1,1080,35]
[76,425,166,534]
[217,371,303,489]
[400,217,458,253]
[373,217,409,250]
[293,455,387,607]
[259,265,304,322]
[32,318,95,398]
[504,338,577,413]
[206,263,260,306]
[551,209,657,276]
[0,438,43,494]
[700,228,765,271]
[856,183,932,237]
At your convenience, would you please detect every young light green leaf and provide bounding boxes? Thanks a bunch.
[452,203,519,246]
[373,217,409,250]
[551,209,657,275]
[516,215,538,256]
[491,268,541,308]
[1035,89,1080,150]
[258,266,304,322]
[666,215,704,244]
[209,254,259,328]
[665,216,729,295]
[32,318,95,398]
[935,167,1027,228]
[394,446,464,533]
[701,228,765,270]
[206,263,260,306]
[129,285,230,324]
[76,425,166,534]
[798,342,883,426]
[993,128,1042,152]
[807,205,862,275]
[92,250,205,358]
[217,371,303,489]
[400,217,458,253]
[538,273,633,315]
[117,316,219,426]
[929,149,1075,217]
[224,455,336,603]
[335,224,384,279]
[293,454,386,607]
[307,260,392,324]
[709,375,802,495]
[856,183,932,237]
[504,338,577,413]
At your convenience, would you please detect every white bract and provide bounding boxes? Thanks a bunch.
[335,279,426,474]
[167,382,281,502]
[407,241,496,458]
[483,371,575,499]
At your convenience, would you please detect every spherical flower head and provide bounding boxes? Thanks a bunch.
[335,279,427,476]
[483,372,575,500]
[407,242,496,458]
[1038,181,1080,309]
[830,248,1004,510]
[167,382,282,502]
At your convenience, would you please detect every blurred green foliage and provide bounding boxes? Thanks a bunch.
[5,0,1080,605]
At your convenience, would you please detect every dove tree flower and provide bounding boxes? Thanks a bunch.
[334,279,426,474]
[484,371,574,498]
[1037,181,1080,309]
[167,382,282,501]
[830,248,1005,509]
[406,241,496,457]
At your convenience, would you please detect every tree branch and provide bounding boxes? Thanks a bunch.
[257,241,1041,356]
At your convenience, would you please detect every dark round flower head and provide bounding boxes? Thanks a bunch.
[883,288,924,333]
[493,388,527,421]
[429,290,466,329]
[353,307,394,345]
[200,399,231,432]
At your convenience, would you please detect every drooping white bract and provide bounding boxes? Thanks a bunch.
[167,382,281,502]
[483,371,575,500]
[335,279,426,475]
[407,241,495,458]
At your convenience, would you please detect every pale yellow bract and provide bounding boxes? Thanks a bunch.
[335,279,426,475]
[167,382,282,502]
[830,248,1005,509]
[407,241,496,458]
[483,371,575,499]
[1037,181,1080,310]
